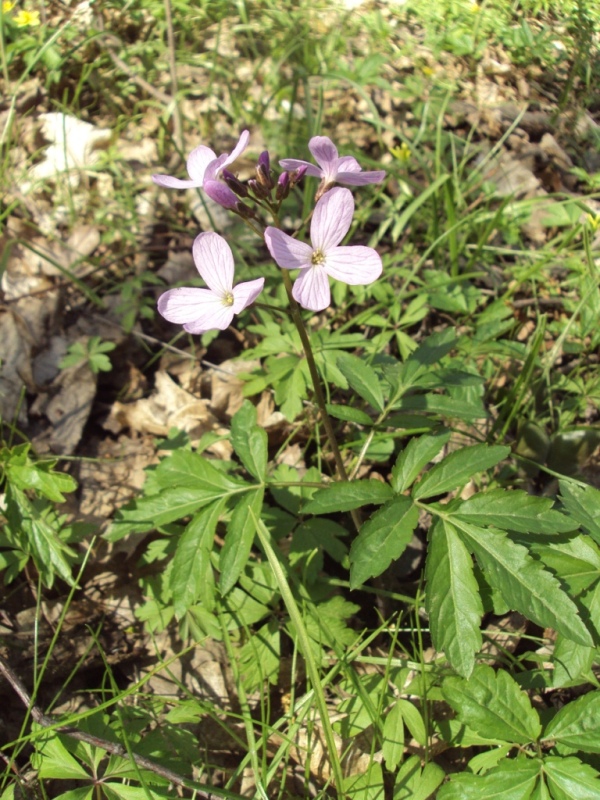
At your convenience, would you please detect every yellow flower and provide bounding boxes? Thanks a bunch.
[586,213,600,232]
[391,142,412,163]
[2,1,15,12]
[470,2,481,12]
[13,8,40,26]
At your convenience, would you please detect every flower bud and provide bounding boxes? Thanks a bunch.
[256,150,274,190]
[276,171,290,201]
[248,178,270,200]
[222,169,249,198]
[290,165,308,187]
[235,201,256,219]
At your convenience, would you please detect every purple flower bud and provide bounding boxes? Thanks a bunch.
[248,178,270,200]
[222,169,249,198]
[258,150,270,173]
[203,180,239,209]
[291,165,308,185]
[276,171,290,201]
[236,201,256,219]
[256,150,274,190]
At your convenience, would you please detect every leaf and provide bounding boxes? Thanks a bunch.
[349,497,419,587]
[326,403,373,426]
[468,744,513,776]
[425,519,483,678]
[170,500,224,617]
[239,618,280,690]
[219,488,264,596]
[393,755,445,800]
[302,480,393,515]
[391,430,450,494]
[343,762,384,800]
[543,756,600,800]
[552,634,594,688]
[436,758,540,800]
[413,445,510,500]
[337,353,384,412]
[35,734,90,780]
[455,489,576,534]
[396,699,427,745]
[443,665,542,745]
[543,692,600,752]
[230,400,268,481]
[382,700,405,771]
[455,519,594,647]
[559,481,600,544]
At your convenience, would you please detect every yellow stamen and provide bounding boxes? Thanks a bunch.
[311,249,325,266]
[222,291,234,307]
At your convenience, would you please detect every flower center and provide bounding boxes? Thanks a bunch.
[311,249,326,267]
[222,291,234,307]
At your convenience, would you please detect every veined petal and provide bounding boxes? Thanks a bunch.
[310,187,354,252]
[264,227,313,270]
[336,169,386,186]
[309,136,338,171]
[205,153,228,181]
[203,180,238,209]
[158,287,224,324]
[220,130,250,172]
[336,156,362,173]
[192,232,234,295]
[152,174,201,189]
[231,277,265,313]
[279,158,323,178]
[186,145,217,184]
[184,303,235,334]
[324,245,383,285]
[292,265,330,311]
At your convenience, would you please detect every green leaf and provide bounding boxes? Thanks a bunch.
[391,430,450,494]
[170,500,224,617]
[326,403,373,426]
[302,480,393,515]
[436,757,540,800]
[239,618,280,690]
[343,762,384,800]
[543,756,600,800]
[219,488,264,596]
[553,634,595,688]
[349,497,419,588]
[35,734,90,780]
[395,393,487,420]
[393,756,445,800]
[396,698,427,745]
[468,744,513,775]
[413,445,510,500]
[455,490,576,534]
[455,520,594,647]
[443,665,542,745]
[543,692,600,752]
[559,481,600,544]
[425,519,483,678]
[337,353,384,412]
[382,700,405,771]
[230,400,268,481]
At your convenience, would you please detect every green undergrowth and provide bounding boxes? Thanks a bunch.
[1,0,600,798]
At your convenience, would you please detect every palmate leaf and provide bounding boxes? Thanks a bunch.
[436,757,540,800]
[391,430,450,494]
[543,756,600,800]
[425,519,483,678]
[443,665,541,745]
[453,519,593,647]
[349,497,419,588]
[219,487,264,596]
[455,489,576,534]
[543,692,600,752]
[413,444,509,500]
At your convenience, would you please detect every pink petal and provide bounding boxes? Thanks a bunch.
[279,158,323,178]
[336,169,387,186]
[310,187,354,252]
[184,304,235,334]
[264,227,313,270]
[152,174,201,189]
[292,266,330,311]
[158,287,225,324]
[231,277,265,313]
[219,130,250,172]
[203,180,238,209]
[192,232,234,295]
[309,136,338,171]
[336,156,362,173]
[186,145,217,184]
[324,245,383,285]
[205,153,228,181]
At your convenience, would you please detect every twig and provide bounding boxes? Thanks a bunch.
[0,654,243,800]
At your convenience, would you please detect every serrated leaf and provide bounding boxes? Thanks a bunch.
[543,692,600,752]
[393,755,445,800]
[413,445,509,500]
[239,619,280,690]
[559,481,600,544]
[170,499,224,617]
[337,353,384,412]
[391,430,450,493]
[326,403,373,426]
[219,488,264,596]
[302,480,392,515]
[553,634,594,688]
[382,699,405,771]
[230,400,268,481]
[443,665,542,745]
[35,735,90,780]
[543,756,600,800]
[455,490,576,534]
[436,758,540,800]
[468,744,513,775]
[349,497,419,587]
[454,519,594,647]
[425,519,483,678]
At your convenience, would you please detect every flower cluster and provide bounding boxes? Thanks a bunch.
[2,3,41,26]
[153,132,384,332]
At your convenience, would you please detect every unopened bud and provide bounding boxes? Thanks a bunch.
[248,178,270,200]
[256,150,274,190]
[276,171,290,201]
[290,165,308,187]
[222,169,249,198]
[235,201,256,219]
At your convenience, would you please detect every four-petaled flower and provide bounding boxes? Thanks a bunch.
[280,136,385,189]
[264,187,382,312]
[152,131,249,209]
[157,232,264,334]
[14,8,40,25]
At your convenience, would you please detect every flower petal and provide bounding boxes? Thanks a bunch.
[158,287,224,324]
[292,266,330,311]
[336,169,387,186]
[219,130,250,172]
[279,158,323,178]
[203,180,238,209]
[231,277,265,313]
[324,245,382,285]
[308,136,338,173]
[310,187,354,252]
[192,232,234,295]
[186,145,217,184]
[152,174,201,189]
[264,227,313,270]
[336,156,362,173]
[184,304,235,334]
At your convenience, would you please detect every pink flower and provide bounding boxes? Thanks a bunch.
[152,131,250,195]
[157,232,264,334]
[264,187,382,312]
[279,136,385,188]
